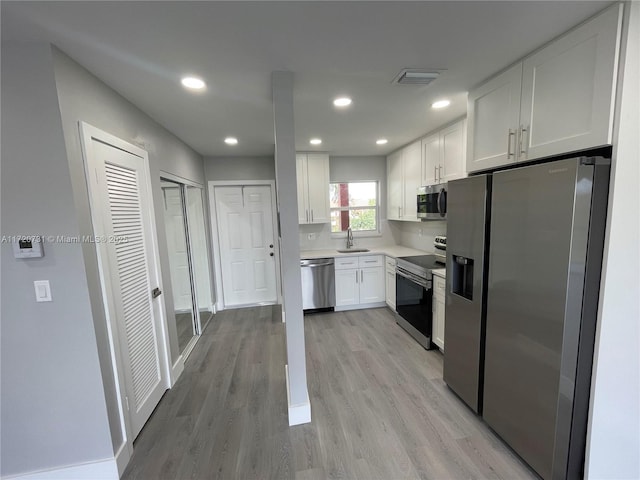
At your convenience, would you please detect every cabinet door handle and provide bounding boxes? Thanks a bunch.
[434,166,437,183]
[355,270,359,283]
[306,210,309,222]
[519,125,528,157]
[361,270,364,282]
[438,165,442,182]
[311,209,314,222]
[507,129,515,158]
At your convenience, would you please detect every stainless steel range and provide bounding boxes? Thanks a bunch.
[434,235,446,264]
[395,254,441,349]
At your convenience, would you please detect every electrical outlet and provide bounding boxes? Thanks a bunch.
[307,233,316,240]
[418,228,423,237]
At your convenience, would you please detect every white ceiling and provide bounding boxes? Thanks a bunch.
[2,1,612,157]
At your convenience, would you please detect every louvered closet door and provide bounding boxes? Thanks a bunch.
[92,140,166,440]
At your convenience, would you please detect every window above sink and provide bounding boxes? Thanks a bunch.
[330,181,379,235]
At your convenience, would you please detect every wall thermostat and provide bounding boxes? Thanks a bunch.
[13,237,44,258]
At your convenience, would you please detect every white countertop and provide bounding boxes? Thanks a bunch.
[432,268,446,278]
[300,245,428,260]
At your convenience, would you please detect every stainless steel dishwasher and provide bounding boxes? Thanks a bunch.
[300,258,335,311]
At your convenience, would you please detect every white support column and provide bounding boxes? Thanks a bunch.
[272,71,311,426]
[586,2,640,478]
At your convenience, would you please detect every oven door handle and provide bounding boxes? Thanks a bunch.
[397,268,430,289]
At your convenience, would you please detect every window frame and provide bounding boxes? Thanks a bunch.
[329,180,381,238]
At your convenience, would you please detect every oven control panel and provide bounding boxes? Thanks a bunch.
[434,236,447,250]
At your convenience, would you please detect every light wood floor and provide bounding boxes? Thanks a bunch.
[122,306,537,480]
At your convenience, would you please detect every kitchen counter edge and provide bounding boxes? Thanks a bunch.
[300,246,429,260]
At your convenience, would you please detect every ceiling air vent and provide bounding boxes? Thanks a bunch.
[392,69,442,85]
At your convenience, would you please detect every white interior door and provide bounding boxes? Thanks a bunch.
[215,185,277,307]
[82,125,168,443]
[162,185,192,312]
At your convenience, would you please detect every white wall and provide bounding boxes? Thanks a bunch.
[204,156,275,182]
[50,46,207,460]
[52,47,206,365]
[1,44,114,478]
[586,2,640,478]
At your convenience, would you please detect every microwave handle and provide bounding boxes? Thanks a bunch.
[437,188,443,216]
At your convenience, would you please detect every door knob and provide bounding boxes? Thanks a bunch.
[269,244,274,248]
[152,287,162,298]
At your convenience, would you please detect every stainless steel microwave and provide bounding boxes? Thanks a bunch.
[417,184,447,220]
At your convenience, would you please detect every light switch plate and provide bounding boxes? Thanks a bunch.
[34,280,52,302]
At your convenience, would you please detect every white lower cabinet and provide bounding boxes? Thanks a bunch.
[335,255,385,310]
[385,256,396,310]
[432,273,446,351]
[335,269,359,306]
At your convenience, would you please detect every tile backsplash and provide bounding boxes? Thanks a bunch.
[299,220,446,253]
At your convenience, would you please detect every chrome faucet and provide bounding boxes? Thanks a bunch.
[346,227,354,249]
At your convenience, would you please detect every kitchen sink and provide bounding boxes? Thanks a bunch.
[336,248,370,253]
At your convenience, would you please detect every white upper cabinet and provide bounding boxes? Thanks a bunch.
[387,150,403,221]
[422,118,467,185]
[421,132,440,186]
[467,4,622,173]
[519,4,622,161]
[297,152,330,224]
[440,120,467,182]
[402,140,421,221]
[467,64,523,173]
[386,141,421,222]
[296,154,308,224]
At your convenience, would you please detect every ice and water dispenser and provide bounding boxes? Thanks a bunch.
[452,255,474,300]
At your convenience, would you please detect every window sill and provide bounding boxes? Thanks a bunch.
[331,231,382,239]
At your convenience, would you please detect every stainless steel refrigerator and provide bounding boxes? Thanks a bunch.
[444,156,610,480]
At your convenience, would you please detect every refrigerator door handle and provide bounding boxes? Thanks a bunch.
[507,129,515,158]
[519,125,528,157]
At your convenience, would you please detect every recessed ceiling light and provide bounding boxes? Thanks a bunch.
[224,137,238,145]
[432,99,451,109]
[181,76,206,90]
[310,138,322,145]
[333,97,352,107]
[376,139,388,145]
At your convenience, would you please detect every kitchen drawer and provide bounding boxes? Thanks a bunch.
[359,255,384,268]
[385,256,397,271]
[334,257,360,270]
[434,275,446,298]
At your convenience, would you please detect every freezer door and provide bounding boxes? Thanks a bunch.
[443,175,491,413]
[482,157,604,480]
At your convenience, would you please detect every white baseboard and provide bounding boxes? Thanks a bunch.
[114,442,132,477]
[171,355,185,386]
[2,457,118,480]
[335,301,386,312]
[285,364,311,426]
